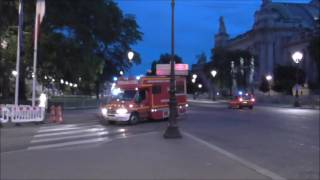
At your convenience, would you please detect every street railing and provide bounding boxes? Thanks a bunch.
[0,104,45,124]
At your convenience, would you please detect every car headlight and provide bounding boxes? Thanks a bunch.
[116,108,128,115]
[101,108,108,116]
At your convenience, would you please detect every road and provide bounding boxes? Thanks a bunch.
[1,102,319,180]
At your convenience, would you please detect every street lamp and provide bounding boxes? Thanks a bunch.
[192,74,198,80]
[12,70,18,77]
[128,51,134,62]
[164,0,181,139]
[1,40,8,49]
[265,75,272,96]
[191,78,196,83]
[198,84,203,89]
[120,70,124,76]
[210,70,217,78]
[291,51,303,107]
[210,70,217,100]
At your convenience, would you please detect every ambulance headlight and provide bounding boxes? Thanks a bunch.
[116,108,128,115]
[101,108,108,116]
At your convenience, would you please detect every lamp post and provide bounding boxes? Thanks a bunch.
[265,75,272,96]
[210,70,217,100]
[164,0,181,139]
[291,51,303,107]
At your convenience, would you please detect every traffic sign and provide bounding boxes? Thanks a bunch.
[156,64,189,76]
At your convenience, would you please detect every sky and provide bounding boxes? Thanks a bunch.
[116,0,310,75]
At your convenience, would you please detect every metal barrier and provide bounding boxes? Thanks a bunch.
[0,104,45,124]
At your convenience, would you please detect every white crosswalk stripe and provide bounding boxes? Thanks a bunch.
[28,122,112,150]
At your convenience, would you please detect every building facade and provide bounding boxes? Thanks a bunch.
[215,0,320,83]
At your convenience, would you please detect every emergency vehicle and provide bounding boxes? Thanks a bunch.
[100,76,188,124]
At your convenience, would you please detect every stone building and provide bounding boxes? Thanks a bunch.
[214,0,319,83]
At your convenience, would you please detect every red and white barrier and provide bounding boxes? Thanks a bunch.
[0,104,45,124]
[0,105,10,123]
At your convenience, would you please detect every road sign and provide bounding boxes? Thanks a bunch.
[156,64,189,76]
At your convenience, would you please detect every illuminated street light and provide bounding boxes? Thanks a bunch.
[12,70,18,77]
[44,76,48,80]
[292,51,303,64]
[113,77,118,81]
[291,51,303,107]
[265,75,273,96]
[69,83,73,87]
[1,40,8,49]
[74,84,78,88]
[210,70,217,78]
[51,78,55,82]
[128,51,134,61]
[198,84,203,89]
[266,75,272,81]
[66,81,69,85]
[210,70,218,101]
[120,71,124,76]
[192,74,198,79]
[60,79,64,84]
[136,76,141,80]
[191,78,196,83]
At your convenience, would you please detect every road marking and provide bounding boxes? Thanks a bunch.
[34,127,106,138]
[183,132,286,180]
[31,131,109,143]
[38,124,103,133]
[27,137,110,150]
[38,122,99,130]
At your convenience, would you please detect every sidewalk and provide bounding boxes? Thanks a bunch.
[1,131,283,180]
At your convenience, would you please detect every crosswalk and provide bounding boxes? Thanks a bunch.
[28,122,128,150]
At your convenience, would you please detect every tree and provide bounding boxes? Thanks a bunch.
[0,0,143,101]
[259,76,270,93]
[147,53,183,76]
[273,65,305,94]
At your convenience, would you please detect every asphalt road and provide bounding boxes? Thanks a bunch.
[1,103,319,180]
[183,102,319,180]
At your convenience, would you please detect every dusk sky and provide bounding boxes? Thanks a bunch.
[116,0,310,75]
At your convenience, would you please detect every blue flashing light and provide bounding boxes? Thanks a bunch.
[238,91,243,96]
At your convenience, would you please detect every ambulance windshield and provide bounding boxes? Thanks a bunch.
[113,90,136,101]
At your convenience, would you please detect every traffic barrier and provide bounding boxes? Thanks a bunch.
[55,105,63,123]
[0,104,45,124]
[0,105,9,124]
[49,105,56,123]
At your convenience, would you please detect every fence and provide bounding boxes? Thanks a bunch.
[0,104,45,124]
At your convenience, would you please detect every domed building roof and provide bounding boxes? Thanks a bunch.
[254,0,319,29]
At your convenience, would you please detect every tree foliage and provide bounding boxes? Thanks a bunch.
[0,0,143,100]
[259,76,270,93]
[273,65,305,94]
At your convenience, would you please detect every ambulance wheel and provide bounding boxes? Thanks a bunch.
[129,113,140,125]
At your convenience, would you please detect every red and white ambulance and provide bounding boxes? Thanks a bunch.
[100,76,188,124]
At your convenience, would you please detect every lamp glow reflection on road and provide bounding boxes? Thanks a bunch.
[118,128,126,133]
